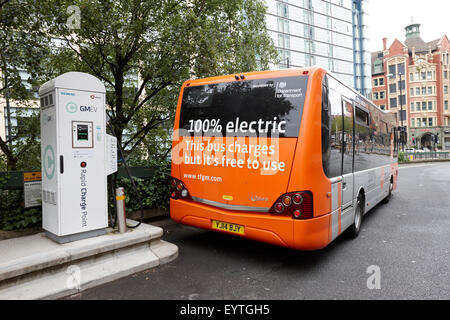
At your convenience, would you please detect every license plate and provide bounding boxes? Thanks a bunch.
[211,220,245,235]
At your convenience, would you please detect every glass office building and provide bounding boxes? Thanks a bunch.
[265,0,371,97]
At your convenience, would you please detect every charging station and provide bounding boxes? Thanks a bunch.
[39,72,117,243]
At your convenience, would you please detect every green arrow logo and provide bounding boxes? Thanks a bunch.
[66,102,77,113]
[44,145,55,180]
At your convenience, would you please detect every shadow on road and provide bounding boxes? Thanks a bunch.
[164,197,392,270]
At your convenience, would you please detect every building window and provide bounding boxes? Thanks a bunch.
[277,18,289,34]
[398,63,405,75]
[277,49,291,68]
[416,102,420,111]
[445,100,449,110]
[304,25,314,40]
[428,118,433,127]
[278,33,290,49]
[410,88,414,96]
[277,2,289,18]
[373,92,379,100]
[380,105,386,110]
[428,101,433,110]
[416,87,420,95]
[390,97,397,108]
[427,71,432,80]
[422,87,426,95]
[427,87,432,95]
[379,78,384,86]
[380,91,385,99]
[389,83,397,93]
[399,110,406,122]
[445,86,449,94]
[410,73,413,81]
[445,53,450,65]
[422,118,427,127]
[421,72,426,80]
[389,65,396,77]
[374,79,378,87]
[445,71,448,79]
[398,95,406,106]
[398,80,405,91]
[422,101,427,111]
[411,102,414,112]
[411,118,415,127]
[305,0,313,10]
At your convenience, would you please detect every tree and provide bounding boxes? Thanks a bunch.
[0,0,50,170]
[38,0,277,160]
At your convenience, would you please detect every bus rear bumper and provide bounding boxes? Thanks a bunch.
[170,199,331,251]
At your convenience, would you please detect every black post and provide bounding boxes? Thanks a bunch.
[399,72,404,152]
[2,57,12,146]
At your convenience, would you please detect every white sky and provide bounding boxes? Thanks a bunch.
[365,0,450,52]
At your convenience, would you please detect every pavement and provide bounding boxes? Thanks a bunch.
[0,221,178,299]
[68,162,450,300]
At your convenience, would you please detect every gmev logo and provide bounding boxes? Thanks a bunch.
[80,105,98,112]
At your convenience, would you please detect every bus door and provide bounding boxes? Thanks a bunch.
[341,97,354,210]
[329,93,354,238]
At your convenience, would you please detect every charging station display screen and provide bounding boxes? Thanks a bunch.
[77,125,89,141]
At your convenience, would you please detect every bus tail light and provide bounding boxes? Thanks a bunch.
[274,202,284,213]
[170,177,192,200]
[282,195,292,206]
[269,191,313,220]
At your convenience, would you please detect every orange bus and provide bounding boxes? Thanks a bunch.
[170,67,399,250]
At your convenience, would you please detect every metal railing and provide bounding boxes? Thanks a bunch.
[403,152,450,161]
[0,166,156,190]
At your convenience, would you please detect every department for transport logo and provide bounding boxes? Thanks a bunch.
[66,102,77,113]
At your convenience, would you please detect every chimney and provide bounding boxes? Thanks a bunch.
[383,37,387,50]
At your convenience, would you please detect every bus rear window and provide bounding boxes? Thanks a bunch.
[179,76,308,137]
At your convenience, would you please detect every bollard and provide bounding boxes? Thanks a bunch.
[115,187,127,233]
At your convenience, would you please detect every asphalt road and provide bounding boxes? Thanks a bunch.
[71,162,450,300]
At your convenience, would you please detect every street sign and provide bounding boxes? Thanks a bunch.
[23,171,42,208]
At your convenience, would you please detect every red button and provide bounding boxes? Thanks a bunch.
[80,161,87,168]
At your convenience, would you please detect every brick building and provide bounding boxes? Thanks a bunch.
[371,22,450,151]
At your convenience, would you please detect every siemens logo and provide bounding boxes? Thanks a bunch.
[80,105,98,112]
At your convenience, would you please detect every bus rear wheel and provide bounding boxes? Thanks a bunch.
[349,194,364,239]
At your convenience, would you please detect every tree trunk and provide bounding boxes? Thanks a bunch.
[0,137,17,171]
